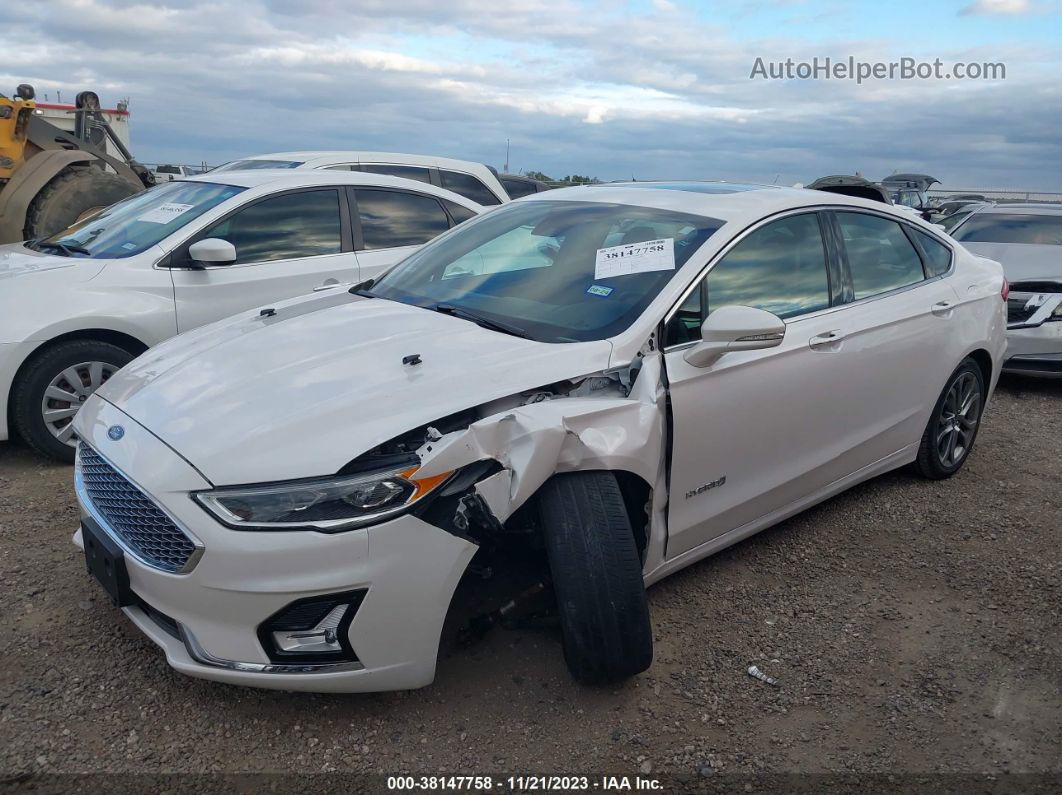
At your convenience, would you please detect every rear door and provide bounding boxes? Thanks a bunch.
[349,187,457,280]
[822,210,960,468]
[169,188,356,331]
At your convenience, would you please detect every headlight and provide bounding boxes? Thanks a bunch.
[1052,302,1062,320]
[193,464,452,532]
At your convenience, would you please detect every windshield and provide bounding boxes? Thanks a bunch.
[890,189,927,208]
[371,200,723,342]
[952,213,1062,245]
[212,159,303,172]
[36,181,245,258]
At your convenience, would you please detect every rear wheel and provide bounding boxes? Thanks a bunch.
[537,471,653,684]
[11,340,134,462]
[913,358,985,479]
[24,167,140,240]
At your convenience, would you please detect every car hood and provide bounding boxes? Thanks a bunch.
[0,243,104,282]
[960,242,1061,284]
[95,294,614,485]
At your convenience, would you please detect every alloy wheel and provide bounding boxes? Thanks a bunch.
[40,361,118,446]
[935,370,981,468]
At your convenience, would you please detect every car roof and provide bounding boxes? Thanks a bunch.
[971,203,1062,215]
[221,150,492,172]
[181,169,484,208]
[518,181,920,224]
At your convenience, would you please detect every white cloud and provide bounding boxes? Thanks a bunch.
[960,0,1032,14]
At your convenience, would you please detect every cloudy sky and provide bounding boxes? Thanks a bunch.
[5,0,1061,190]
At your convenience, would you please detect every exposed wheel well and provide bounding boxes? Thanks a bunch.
[609,470,652,558]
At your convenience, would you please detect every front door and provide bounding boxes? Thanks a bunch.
[170,188,358,332]
[664,212,858,558]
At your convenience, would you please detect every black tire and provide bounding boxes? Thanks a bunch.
[11,340,135,463]
[24,167,140,240]
[912,358,986,480]
[537,471,653,683]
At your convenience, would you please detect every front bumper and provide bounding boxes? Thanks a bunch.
[1005,322,1062,377]
[71,396,478,692]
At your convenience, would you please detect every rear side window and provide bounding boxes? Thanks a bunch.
[915,230,952,277]
[836,212,925,300]
[951,213,1062,245]
[501,178,537,199]
[355,189,451,249]
[442,199,477,225]
[202,189,342,264]
[358,164,432,184]
[439,170,501,205]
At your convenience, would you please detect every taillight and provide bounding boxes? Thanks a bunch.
[1001,278,1010,302]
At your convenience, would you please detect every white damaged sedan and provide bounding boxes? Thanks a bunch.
[71,182,1007,692]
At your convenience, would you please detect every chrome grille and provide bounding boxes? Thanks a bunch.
[1007,294,1040,326]
[77,444,196,573]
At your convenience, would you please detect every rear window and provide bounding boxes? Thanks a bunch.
[952,213,1062,245]
[212,159,303,172]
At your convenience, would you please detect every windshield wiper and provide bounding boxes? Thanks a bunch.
[432,303,531,339]
[37,241,91,257]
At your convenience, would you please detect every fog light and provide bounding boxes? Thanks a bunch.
[257,590,366,664]
[272,604,348,654]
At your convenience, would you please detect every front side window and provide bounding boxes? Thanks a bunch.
[952,213,1062,245]
[914,230,952,277]
[371,200,722,343]
[836,212,925,300]
[355,189,451,249]
[439,170,502,205]
[359,164,432,184]
[36,180,245,259]
[664,213,830,346]
[201,189,341,264]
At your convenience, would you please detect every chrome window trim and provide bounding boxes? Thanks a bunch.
[660,204,954,353]
[75,442,205,575]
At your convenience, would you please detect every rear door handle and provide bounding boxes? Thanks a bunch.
[809,330,845,349]
[931,300,954,317]
[313,280,341,292]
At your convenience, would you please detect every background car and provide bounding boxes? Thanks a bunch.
[498,173,553,199]
[0,170,482,460]
[70,182,1006,692]
[212,151,510,206]
[950,203,1062,376]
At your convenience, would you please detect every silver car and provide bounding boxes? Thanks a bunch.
[951,203,1062,377]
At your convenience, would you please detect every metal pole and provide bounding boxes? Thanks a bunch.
[505,139,509,173]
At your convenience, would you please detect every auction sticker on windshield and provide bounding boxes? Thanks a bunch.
[594,238,674,280]
[136,203,195,224]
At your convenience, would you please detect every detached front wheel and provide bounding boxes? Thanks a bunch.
[537,471,653,684]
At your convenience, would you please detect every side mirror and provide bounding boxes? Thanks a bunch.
[683,305,786,368]
[188,237,237,267]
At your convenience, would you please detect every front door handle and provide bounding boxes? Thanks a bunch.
[809,330,845,349]
[931,300,953,317]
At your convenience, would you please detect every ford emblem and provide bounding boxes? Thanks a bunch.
[107,425,125,441]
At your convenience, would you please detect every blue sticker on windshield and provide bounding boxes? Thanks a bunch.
[586,284,614,297]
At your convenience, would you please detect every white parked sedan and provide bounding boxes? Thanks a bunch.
[71,182,1007,692]
[0,169,481,460]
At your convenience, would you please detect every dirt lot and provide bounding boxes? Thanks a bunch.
[1,375,1060,790]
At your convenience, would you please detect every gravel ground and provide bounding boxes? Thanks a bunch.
[1,375,1059,791]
